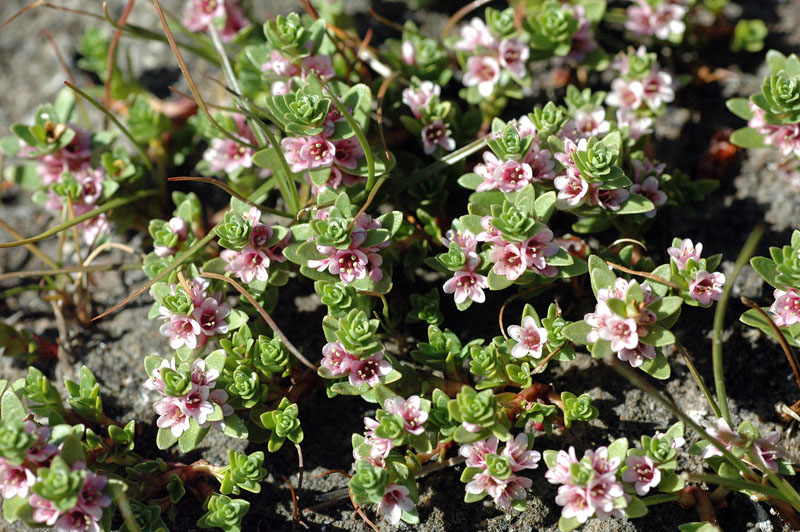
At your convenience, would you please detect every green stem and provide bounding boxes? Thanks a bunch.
[712,226,763,424]
[674,339,722,419]
[0,190,156,248]
[258,125,301,214]
[64,82,153,171]
[641,493,681,506]
[325,87,375,190]
[395,133,491,191]
[685,473,786,501]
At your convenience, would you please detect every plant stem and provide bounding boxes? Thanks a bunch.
[712,225,763,424]
[325,87,375,190]
[394,133,491,192]
[168,177,293,218]
[606,261,680,289]
[741,296,800,395]
[674,339,722,419]
[0,190,156,249]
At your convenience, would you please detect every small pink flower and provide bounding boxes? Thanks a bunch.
[30,494,60,526]
[262,50,299,77]
[630,176,667,218]
[494,160,533,193]
[321,341,354,376]
[507,316,549,359]
[617,343,656,368]
[493,474,532,509]
[702,418,744,459]
[221,245,270,284]
[402,82,441,119]
[299,136,336,168]
[651,4,686,40]
[55,507,102,532]
[616,109,653,140]
[159,314,201,350]
[401,40,416,66]
[463,56,500,98]
[586,474,626,519]
[489,243,527,281]
[192,297,230,336]
[465,471,507,501]
[524,145,556,182]
[641,70,675,110]
[250,223,272,248]
[154,396,191,437]
[301,55,335,82]
[0,460,35,499]
[453,18,497,52]
[475,151,504,191]
[327,248,370,283]
[204,138,254,174]
[349,353,392,387]
[622,455,661,495]
[498,39,529,78]
[606,78,644,110]
[689,270,725,306]
[667,238,703,270]
[77,470,111,519]
[333,136,364,170]
[545,447,579,485]
[753,431,784,472]
[421,121,456,154]
[502,433,541,471]
[771,288,800,327]
[625,0,655,36]
[379,484,414,525]
[554,169,590,207]
[555,484,594,524]
[443,270,489,305]
[360,417,394,467]
[182,0,247,42]
[598,315,640,352]
[590,185,630,211]
[459,436,500,469]
[571,107,610,139]
[521,228,559,274]
[384,395,428,435]
[182,385,216,426]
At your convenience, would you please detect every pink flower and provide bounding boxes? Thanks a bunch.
[321,341,355,376]
[475,151,504,191]
[598,315,640,352]
[23,422,58,463]
[667,238,703,270]
[159,314,201,350]
[622,455,661,495]
[702,418,744,459]
[606,78,644,110]
[262,50,299,77]
[494,474,532,509]
[348,353,392,387]
[524,145,556,182]
[689,270,725,306]
[182,385,216,426]
[502,433,541,471]
[301,55,335,82]
[401,40,416,66]
[359,417,394,467]
[453,18,497,52]
[590,185,630,211]
[507,316,549,359]
[586,474,626,519]
[154,396,191,437]
[384,395,428,435]
[498,39,529,78]
[463,56,500,98]
[221,245,270,284]
[630,176,667,218]
[625,0,655,36]
[765,124,800,157]
[617,343,656,368]
[55,507,102,532]
[753,431,784,472]
[192,297,230,336]
[459,436,500,469]
[443,270,489,305]
[770,288,800,327]
[521,228,559,274]
[402,82,441,119]
[77,470,111,519]
[489,243,527,281]
[554,169,590,207]
[641,71,675,110]
[204,138,254,174]
[545,447,579,485]
[493,160,533,193]
[571,107,611,139]
[379,484,414,525]
[182,0,247,42]
[328,248,370,283]
[555,484,594,523]
[0,460,35,499]
[616,109,653,140]
[465,471,507,501]
[421,121,456,154]
[281,135,336,172]
[30,494,60,526]
[651,4,686,40]
[333,136,364,170]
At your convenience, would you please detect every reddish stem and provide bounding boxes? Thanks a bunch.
[678,486,719,526]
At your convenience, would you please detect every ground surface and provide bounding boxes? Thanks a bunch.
[3,1,800,531]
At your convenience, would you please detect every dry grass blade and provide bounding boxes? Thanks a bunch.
[368,7,405,32]
[376,71,399,161]
[0,263,141,282]
[441,0,494,40]
[606,261,680,289]
[199,272,317,371]
[0,0,43,32]
[150,0,256,149]
[348,490,380,532]
[0,219,58,268]
[104,0,136,121]
[167,177,293,218]
[43,30,75,85]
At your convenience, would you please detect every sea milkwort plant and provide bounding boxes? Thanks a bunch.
[1,1,800,531]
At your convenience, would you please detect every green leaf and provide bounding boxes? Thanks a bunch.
[740,308,799,346]
[178,420,209,453]
[205,349,227,375]
[625,496,648,518]
[640,351,671,379]
[458,172,484,190]
[558,515,582,532]
[156,427,179,450]
[533,191,557,223]
[588,255,616,297]
[750,256,784,289]
[615,193,655,215]
[648,296,683,320]
[227,309,249,331]
[640,325,675,347]
[563,320,593,344]
[729,127,766,148]
[726,98,755,120]
[678,523,722,532]
[657,470,684,492]
[1,387,25,423]
[487,269,514,291]
[607,437,628,463]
